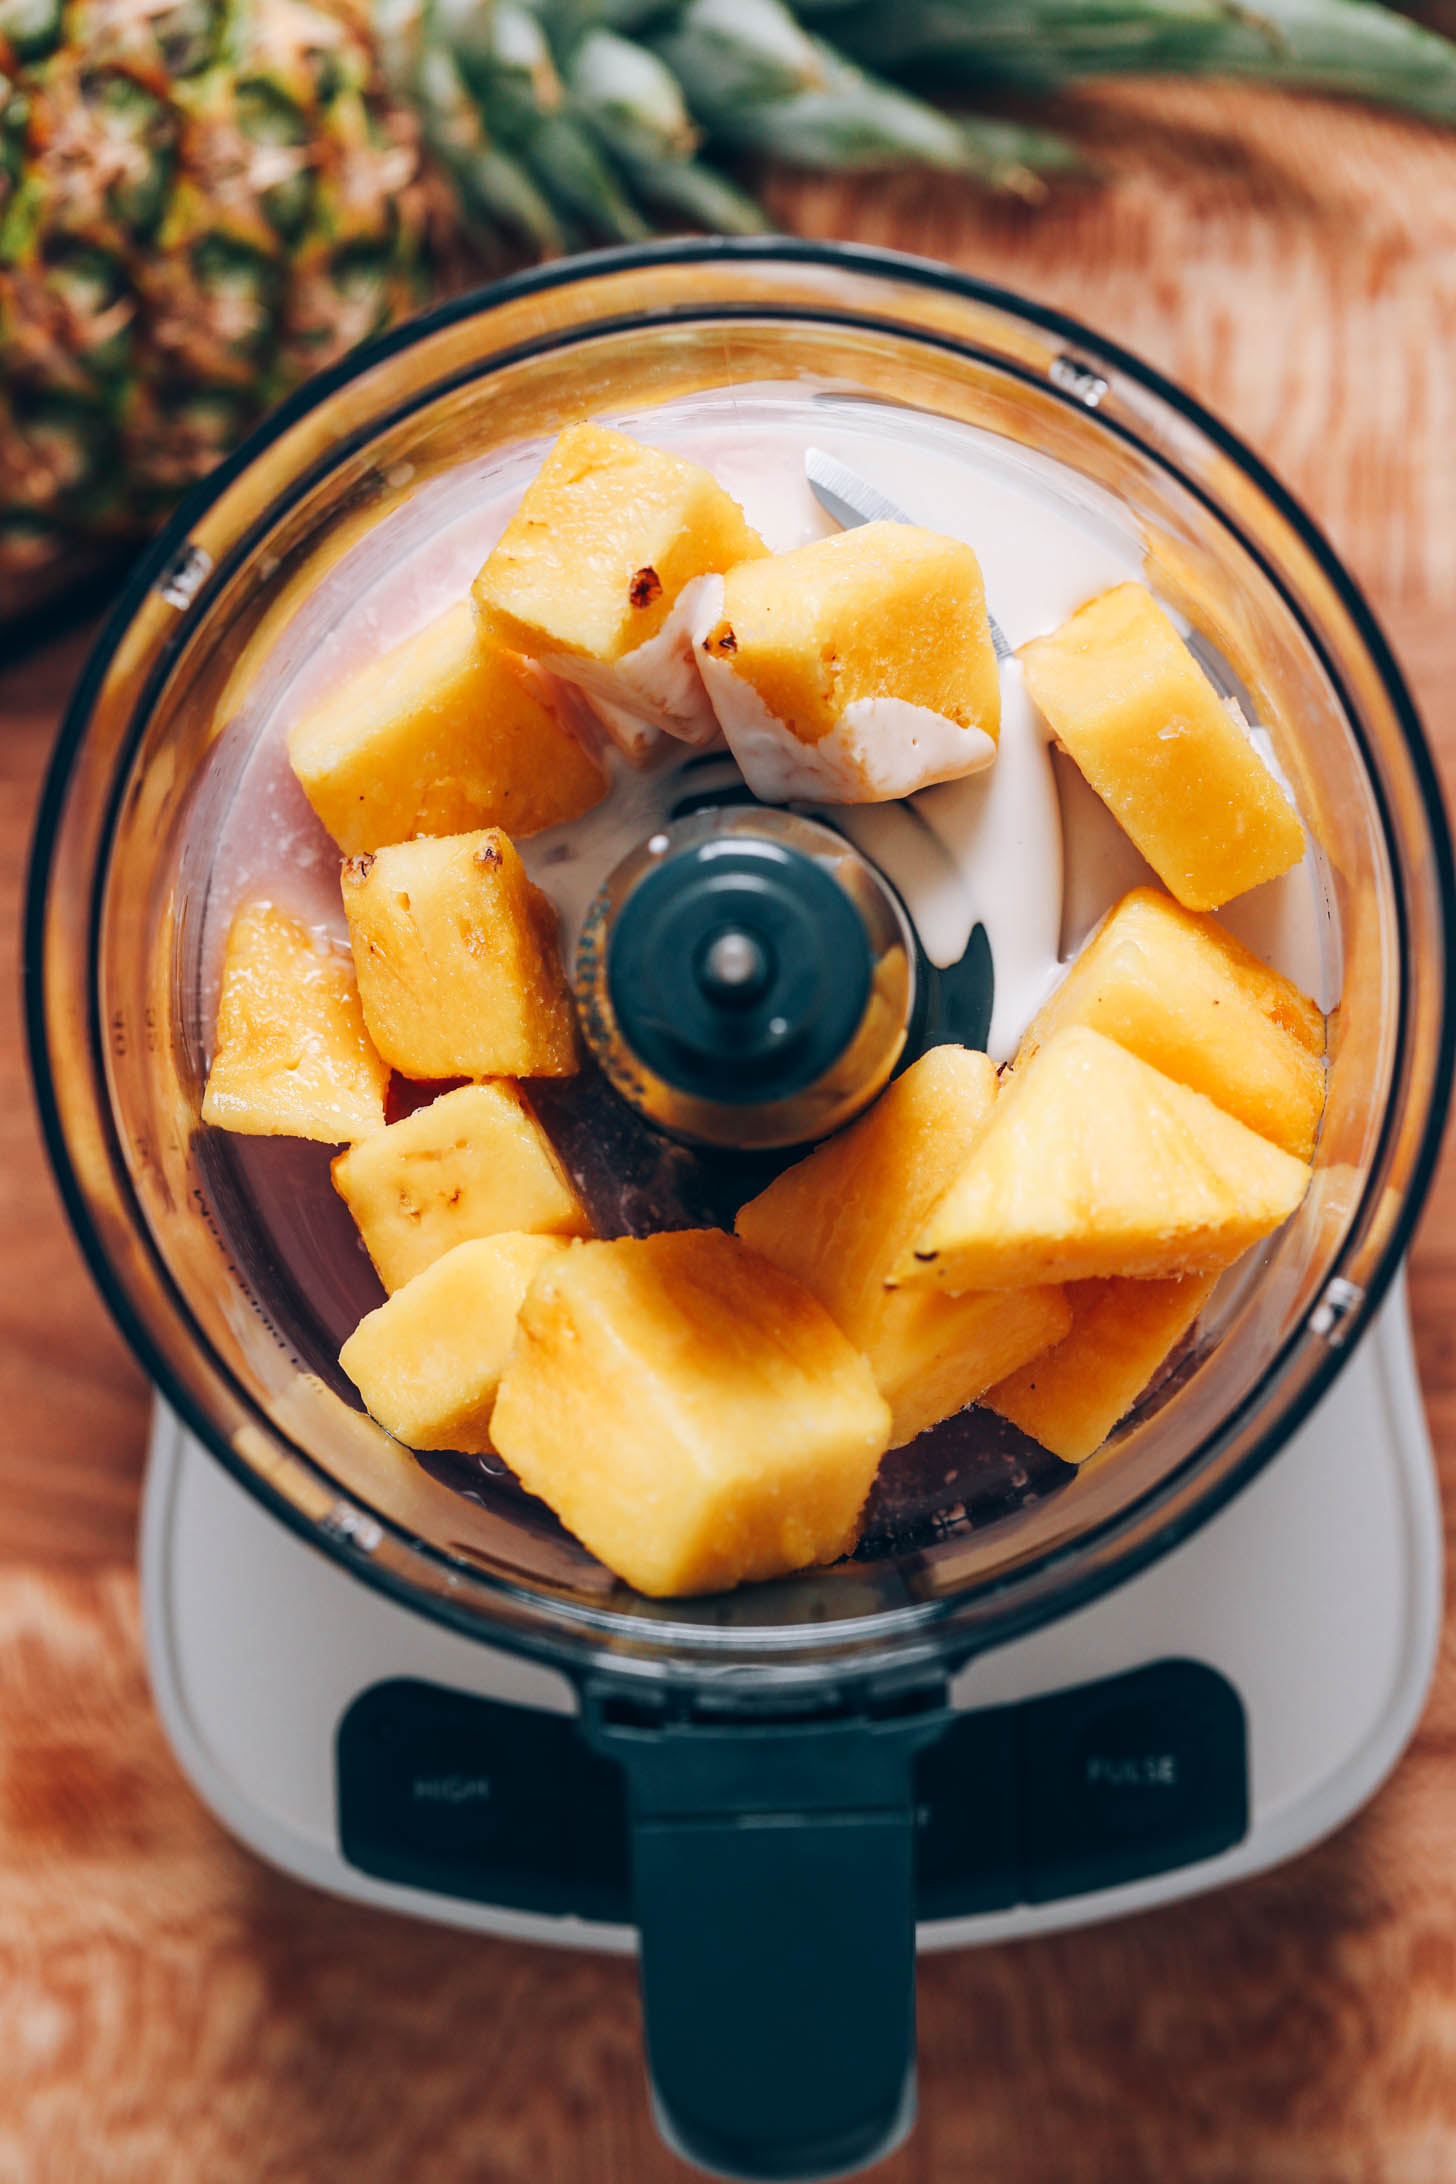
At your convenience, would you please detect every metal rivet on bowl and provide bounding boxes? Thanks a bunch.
[321,1500,384,1554]
[1309,1277,1365,1346]
[1049,355,1110,409]
[153,542,214,611]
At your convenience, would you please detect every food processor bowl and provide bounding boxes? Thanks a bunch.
[27,241,1455,2181]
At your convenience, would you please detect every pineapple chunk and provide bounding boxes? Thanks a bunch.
[1017,888,1325,1160]
[472,423,767,744]
[1019,583,1305,910]
[737,1046,1069,1448]
[984,1272,1219,1463]
[341,828,577,1080]
[332,1080,591,1294]
[475,424,766,661]
[490,1230,891,1597]
[201,900,387,1142]
[877,1284,1072,1451]
[897,1027,1311,1292]
[699,521,1001,803]
[287,601,608,855]
[339,1233,570,1454]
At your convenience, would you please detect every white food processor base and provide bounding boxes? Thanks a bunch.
[141,1275,1442,1954]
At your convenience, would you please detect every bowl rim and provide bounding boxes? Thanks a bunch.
[25,235,1456,1688]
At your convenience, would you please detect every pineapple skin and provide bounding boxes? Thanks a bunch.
[899,1025,1312,1292]
[339,1232,572,1455]
[341,827,578,1081]
[984,1272,1220,1464]
[472,422,767,666]
[201,897,387,1141]
[702,520,1001,751]
[737,1045,1069,1448]
[1015,887,1326,1161]
[332,1080,592,1294]
[0,0,433,601]
[490,1229,892,1598]
[1019,583,1306,911]
[287,601,608,855]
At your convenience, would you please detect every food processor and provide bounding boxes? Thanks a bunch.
[26,241,1455,2183]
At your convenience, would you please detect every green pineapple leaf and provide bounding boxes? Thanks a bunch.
[827,0,1456,123]
[651,0,1085,182]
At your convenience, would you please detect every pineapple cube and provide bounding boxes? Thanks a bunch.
[287,601,608,856]
[878,1284,1072,1451]
[897,1027,1311,1292]
[475,424,766,662]
[332,1080,591,1294]
[341,828,577,1080]
[473,423,766,743]
[699,521,1001,803]
[339,1232,570,1454]
[984,1272,1219,1463]
[489,1230,892,1597]
[1019,582,1305,910]
[737,1046,1069,1448]
[1017,888,1325,1160]
[201,900,387,1142]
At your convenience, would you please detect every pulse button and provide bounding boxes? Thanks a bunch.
[1078,1705,1185,1827]
[1018,1659,1248,1902]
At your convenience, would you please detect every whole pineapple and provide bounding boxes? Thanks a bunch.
[0,0,435,606]
[3,0,1455,616]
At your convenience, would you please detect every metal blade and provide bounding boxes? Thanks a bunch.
[805,447,916,529]
[805,447,1011,660]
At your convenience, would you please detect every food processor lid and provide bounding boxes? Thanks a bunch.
[24,238,1456,1686]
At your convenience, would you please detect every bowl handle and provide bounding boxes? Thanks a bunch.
[585,1686,950,2180]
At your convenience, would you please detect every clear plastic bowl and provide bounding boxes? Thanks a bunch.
[25,236,1456,2184]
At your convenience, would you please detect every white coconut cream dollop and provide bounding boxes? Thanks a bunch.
[832,659,1065,1059]
[540,572,723,751]
[691,578,998,806]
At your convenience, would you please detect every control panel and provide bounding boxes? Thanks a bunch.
[337,1659,1247,1920]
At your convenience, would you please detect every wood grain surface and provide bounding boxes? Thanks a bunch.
[3,81,1456,2183]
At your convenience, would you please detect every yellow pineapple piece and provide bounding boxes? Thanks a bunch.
[341,828,577,1080]
[339,1232,571,1454]
[201,900,387,1142]
[1017,888,1325,1160]
[984,1272,1219,1463]
[897,1027,1311,1292]
[875,1285,1072,1450]
[737,1047,1069,1448]
[1019,583,1305,910]
[472,423,766,750]
[490,1230,891,1597]
[286,601,608,856]
[700,521,1001,803]
[332,1081,591,1294]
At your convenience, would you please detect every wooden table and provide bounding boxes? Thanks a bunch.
[3,82,1455,2182]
